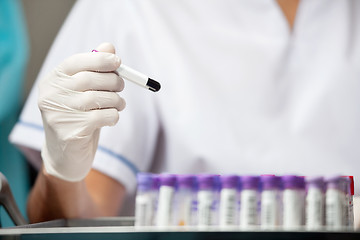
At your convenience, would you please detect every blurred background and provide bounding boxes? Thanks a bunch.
[22,0,75,99]
[0,0,75,227]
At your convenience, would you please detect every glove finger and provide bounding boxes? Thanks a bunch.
[59,52,121,76]
[88,108,120,129]
[95,42,116,54]
[75,91,126,111]
[71,71,124,92]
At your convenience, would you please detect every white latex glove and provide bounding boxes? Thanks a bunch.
[38,43,125,182]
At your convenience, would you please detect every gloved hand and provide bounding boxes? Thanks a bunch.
[38,43,125,182]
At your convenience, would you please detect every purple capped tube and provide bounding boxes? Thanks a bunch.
[282,175,305,230]
[305,176,325,230]
[156,174,177,227]
[135,172,155,226]
[175,175,197,226]
[325,175,346,229]
[150,174,160,226]
[260,175,281,229]
[219,175,239,227]
[239,175,260,228]
[197,174,219,227]
[341,176,352,228]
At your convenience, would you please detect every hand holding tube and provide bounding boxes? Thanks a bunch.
[38,43,125,182]
[92,49,161,92]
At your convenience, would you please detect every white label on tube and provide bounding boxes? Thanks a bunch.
[151,191,158,226]
[344,193,351,227]
[261,190,279,228]
[326,188,344,228]
[219,188,237,226]
[306,188,324,229]
[176,190,193,226]
[283,189,303,229]
[156,186,175,226]
[349,195,354,228]
[198,190,214,226]
[117,64,148,86]
[240,189,258,227]
[135,193,153,226]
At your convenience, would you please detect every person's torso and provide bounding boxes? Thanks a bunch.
[116,0,360,188]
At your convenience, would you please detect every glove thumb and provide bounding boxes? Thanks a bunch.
[95,42,116,54]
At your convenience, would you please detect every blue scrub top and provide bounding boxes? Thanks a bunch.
[0,0,29,227]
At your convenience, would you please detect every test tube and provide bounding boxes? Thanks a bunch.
[341,177,351,228]
[135,172,155,226]
[219,175,239,227]
[151,174,160,226]
[156,174,177,227]
[305,176,325,230]
[282,175,305,230]
[260,175,281,229]
[175,175,197,226]
[239,176,260,228]
[197,174,219,227]
[325,176,346,229]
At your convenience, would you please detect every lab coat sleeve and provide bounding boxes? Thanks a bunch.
[10,0,160,194]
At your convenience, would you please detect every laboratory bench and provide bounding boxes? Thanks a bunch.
[0,217,359,240]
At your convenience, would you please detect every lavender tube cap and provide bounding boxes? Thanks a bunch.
[177,175,196,189]
[305,176,325,191]
[137,172,153,191]
[241,175,260,190]
[325,175,345,191]
[220,175,239,189]
[151,174,160,190]
[260,175,280,190]
[282,175,305,190]
[197,174,218,190]
[159,174,177,187]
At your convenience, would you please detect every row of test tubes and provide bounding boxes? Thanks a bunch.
[135,173,354,230]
